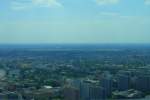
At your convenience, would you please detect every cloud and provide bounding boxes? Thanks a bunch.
[11,0,62,10]
[100,12,119,16]
[96,0,120,5]
[98,12,147,20]
[145,0,150,5]
[32,0,62,7]
[11,1,32,10]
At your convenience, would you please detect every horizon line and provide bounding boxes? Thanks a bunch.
[0,42,150,45]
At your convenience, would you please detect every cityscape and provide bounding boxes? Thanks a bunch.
[0,44,150,100]
[1,0,150,99]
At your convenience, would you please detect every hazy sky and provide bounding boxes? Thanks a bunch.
[0,0,150,44]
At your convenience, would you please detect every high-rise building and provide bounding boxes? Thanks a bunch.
[68,79,106,100]
[63,86,80,100]
[116,71,131,91]
[117,74,130,91]
[100,71,113,97]
[135,75,150,92]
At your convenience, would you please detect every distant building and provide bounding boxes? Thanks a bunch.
[112,89,145,99]
[80,82,106,100]
[117,74,130,91]
[0,92,22,100]
[89,85,106,100]
[131,70,150,92]
[68,79,106,100]
[0,69,6,80]
[116,71,131,91]
[134,75,150,92]
[100,71,113,97]
[22,87,61,100]
[63,86,80,100]
[8,69,20,78]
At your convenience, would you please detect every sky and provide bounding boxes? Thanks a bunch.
[0,0,150,44]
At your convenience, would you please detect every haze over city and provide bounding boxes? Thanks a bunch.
[0,0,150,44]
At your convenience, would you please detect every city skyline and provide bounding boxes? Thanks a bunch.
[0,0,150,44]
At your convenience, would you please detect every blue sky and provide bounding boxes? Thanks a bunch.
[0,0,150,44]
